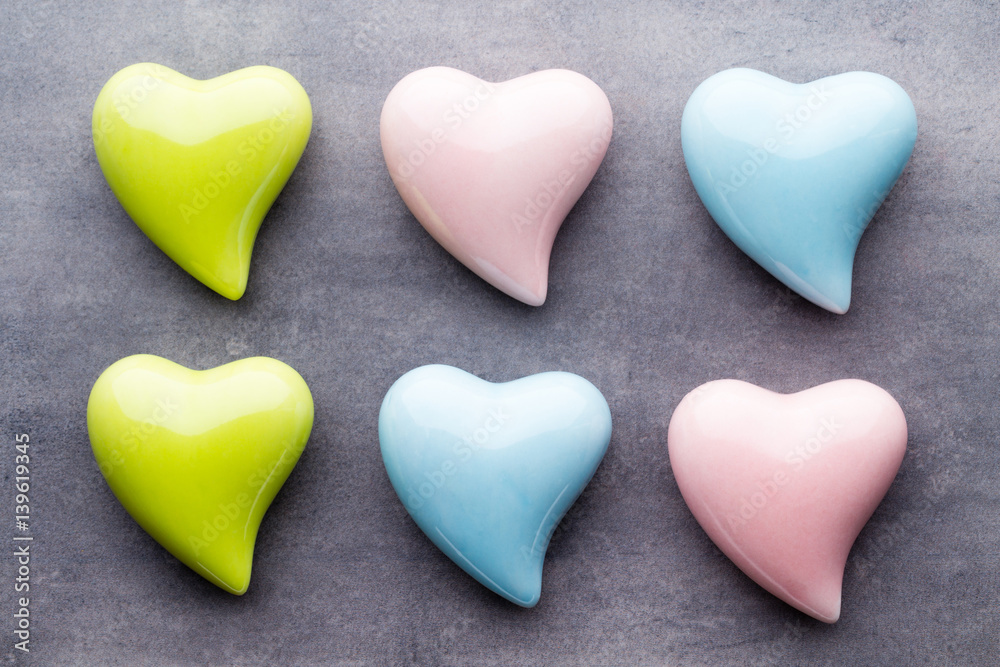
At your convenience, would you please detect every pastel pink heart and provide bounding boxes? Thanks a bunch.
[667,379,907,623]
[380,67,613,306]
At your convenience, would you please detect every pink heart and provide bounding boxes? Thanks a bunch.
[667,379,907,622]
[380,67,613,306]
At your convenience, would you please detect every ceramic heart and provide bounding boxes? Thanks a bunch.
[87,354,314,594]
[380,67,613,306]
[681,68,917,313]
[92,63,312,300]
[379,364,612,606]
[667,379,907,622]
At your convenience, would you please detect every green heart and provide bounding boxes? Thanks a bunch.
[92,63,312,299]
[87,355,314,594]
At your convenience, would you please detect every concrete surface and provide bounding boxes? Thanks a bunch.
[1,1,998,664]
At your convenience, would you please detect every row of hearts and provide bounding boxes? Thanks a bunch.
[93,64,917,314]
[88,356,909,624]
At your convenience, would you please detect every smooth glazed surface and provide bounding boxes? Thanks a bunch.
[92,63,313,299]
[682,68,917,314]
[379,364,612,606]
[380,67,613,306]
[667,379,907,622]
[87,354,314,594]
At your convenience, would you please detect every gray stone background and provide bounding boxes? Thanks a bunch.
[1,1,998,664]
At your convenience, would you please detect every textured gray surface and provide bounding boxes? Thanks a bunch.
[1,1,999,665]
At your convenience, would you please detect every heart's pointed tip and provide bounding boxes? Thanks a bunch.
[229,582,250,596]
[791,581,842,623]
[218,563,253,596]
[219,289,244,301]
[830,282,851,314]
[503,577,542,608]
[810,594,842,624]
[827,300,849,315]
[474,548,543,607]
[210,273,248,301]
[194,562,252,596]
[516,594,541,609]
[193,549,254,595]
[521,291,546,307]
[813,277,851,314]
[499,274,547,306]
[523,275,548,307]
[818,611,840,624]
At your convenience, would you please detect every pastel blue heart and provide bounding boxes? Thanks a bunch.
[681,68,917,313]
[378,364,612,607]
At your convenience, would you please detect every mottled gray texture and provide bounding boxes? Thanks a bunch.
[1,1,998,665]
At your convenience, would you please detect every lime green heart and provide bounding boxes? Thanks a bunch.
[92,63,312,299]
[87,354,314,594]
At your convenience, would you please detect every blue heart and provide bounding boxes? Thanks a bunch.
[378,364,612,607]
[681,68,917,313]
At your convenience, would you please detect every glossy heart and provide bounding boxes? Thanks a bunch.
[92,63,312,299]
[87,354,314,594]
[681,69,917,313]
[667,379,907,622]
[379,365,612,606]
[380,67,613,306]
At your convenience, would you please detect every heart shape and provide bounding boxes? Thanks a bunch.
[667,379,907,622]
[87,354,314,594]
[380,67,613,306]
[378,364,612,606]
[92,63,312,300]
[681,68,917,313]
